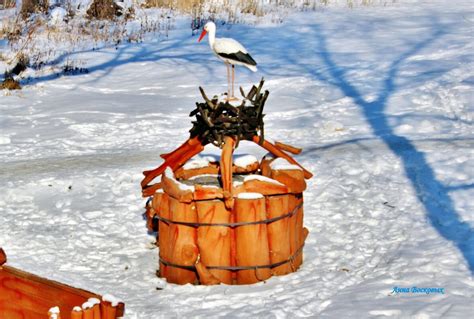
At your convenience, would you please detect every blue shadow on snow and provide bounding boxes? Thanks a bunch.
[303,18,474,272]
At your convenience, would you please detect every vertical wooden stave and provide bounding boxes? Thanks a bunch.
[157,193,170,279]
[288,194,299,273]
[294,193,304,269]
[167,197,198,284]
[234,195,272,284]
[91,303,101,319]
[265,195,292,275]
[100,301,116,319]
[71,308,82,319]
[82,307,93,319]
[195,200,232,284]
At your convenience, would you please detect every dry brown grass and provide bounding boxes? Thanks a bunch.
[0,78,21,90]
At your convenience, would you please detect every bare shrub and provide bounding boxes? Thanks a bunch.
[1,0,16,9]
[20,0,49,19]
[87,0,122,20]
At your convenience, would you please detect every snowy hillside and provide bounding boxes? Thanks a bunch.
[1,0,473,318]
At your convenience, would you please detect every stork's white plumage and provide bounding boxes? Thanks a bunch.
[198,21,257,100]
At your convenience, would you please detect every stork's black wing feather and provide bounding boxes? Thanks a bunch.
[218,51,257,66]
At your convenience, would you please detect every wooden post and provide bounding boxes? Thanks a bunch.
[252,135,313,179]
[270,169,306,193]
[234,194,271,284]
[141,136,206,192]
[265,195,292,275]
[167,197,198,284]
[195,200,232,284]
[221,136,235,209]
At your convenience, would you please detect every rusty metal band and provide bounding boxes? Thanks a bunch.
[154,202,302,228]
[159,243,305,272]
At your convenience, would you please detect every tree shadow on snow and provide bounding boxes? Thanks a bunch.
[25,33,219,86]
[290,16,474,272]
[262,13,474,273]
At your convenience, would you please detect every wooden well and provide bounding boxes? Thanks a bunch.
[141,80,312,285]
[145,153,310,285]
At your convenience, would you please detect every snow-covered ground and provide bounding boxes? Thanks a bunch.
[1,0,473,317]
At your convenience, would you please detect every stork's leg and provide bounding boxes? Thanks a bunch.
[226,63,231,98]
[231,65,235,99]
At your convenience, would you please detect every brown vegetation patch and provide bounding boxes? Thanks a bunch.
[1,78,21,90]
[87,0,123,20]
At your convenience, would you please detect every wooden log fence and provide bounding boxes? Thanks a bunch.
[0,248,125,319]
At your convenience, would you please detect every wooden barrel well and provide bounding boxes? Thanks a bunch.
[147,155,310,285]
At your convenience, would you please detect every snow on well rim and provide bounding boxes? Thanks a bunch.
[243,174,285,185]
[237,192,264,199]
[164,167,195,191]
[234,154,258,168]
[269,157,303,171]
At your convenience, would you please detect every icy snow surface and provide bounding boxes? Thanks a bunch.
[1,0,474,318]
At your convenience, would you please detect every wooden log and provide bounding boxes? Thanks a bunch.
[0,247,6,265]
[151,191,163,214]
[220,136,235,209]
[243,175,288,196]
[195,200,232,284]
[142,182,163,197]
[175,161,258,180]
[195,261,221,285]
[234,194,271,284]
[274,141,302,155]
[161,169,194,203]
[175,164,219,180]
[233,160,259,174]
[167,197,198,284]
[158,193,171,280]
[141,136,205,190]
[193,184,224,201]
[158,136,202,161]
[259,155,274,178]
[265,195,292,275]
[270,169,307,193]
[252,136,313,179]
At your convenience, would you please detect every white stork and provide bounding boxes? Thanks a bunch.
[198,21,257,101]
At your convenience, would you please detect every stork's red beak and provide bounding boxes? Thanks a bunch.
[198,29,207,42]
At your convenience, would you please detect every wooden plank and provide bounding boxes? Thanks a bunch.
[0,248,6,265]
[0,265,125,318]
[234,195,272,284]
